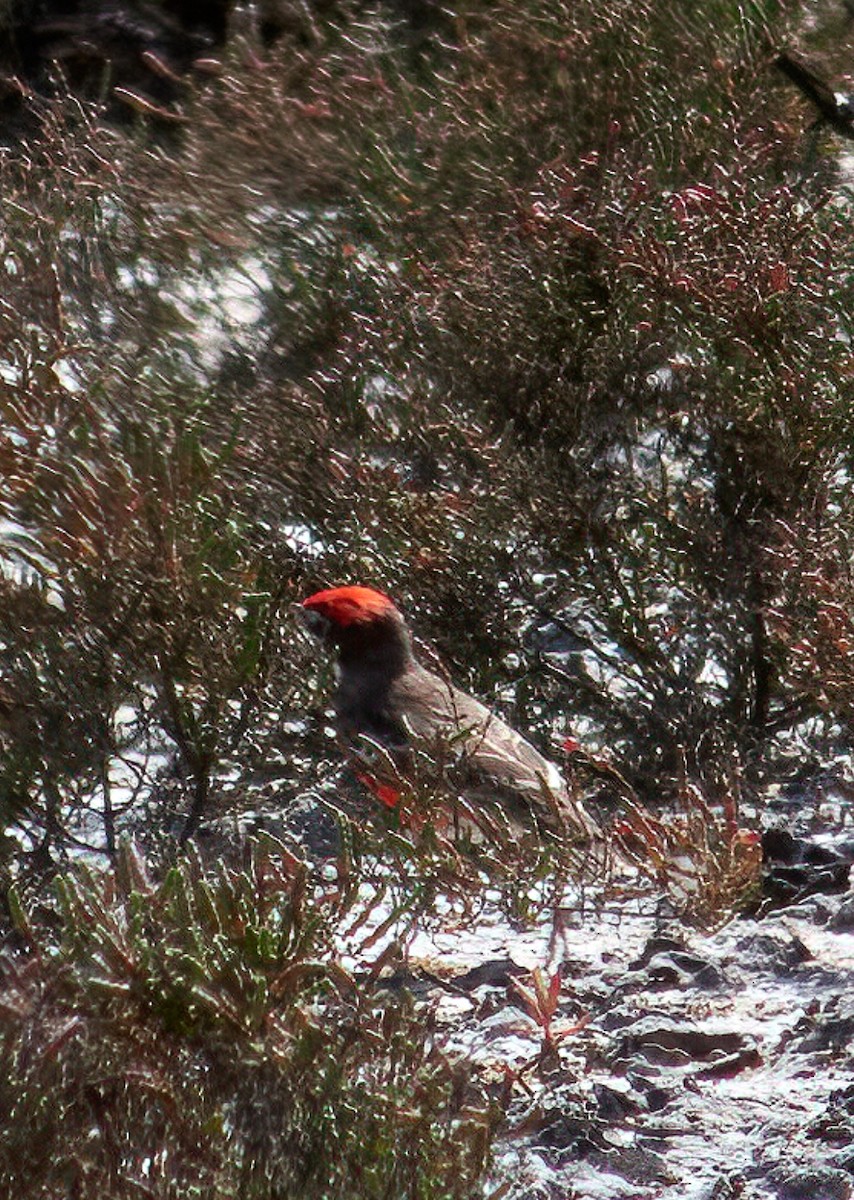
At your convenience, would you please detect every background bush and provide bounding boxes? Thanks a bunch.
[2,0,853,1194]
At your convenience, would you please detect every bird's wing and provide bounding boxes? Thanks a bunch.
[390,665,599,840]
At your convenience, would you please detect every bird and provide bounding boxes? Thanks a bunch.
[301,584,604,861]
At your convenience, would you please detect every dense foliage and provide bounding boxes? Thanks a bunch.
[2,0,853,1194]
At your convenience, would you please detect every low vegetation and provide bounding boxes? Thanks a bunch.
[1,0,852,1194]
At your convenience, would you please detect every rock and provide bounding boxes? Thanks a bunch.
[703,1175,748,1199]
[694,1046,763,1079]
[764,863,852,905]
[627,935,723,989]
[450,957,527,992]
[762,829,847,867]
[729,931,814,976]
[771,1163,852,1200]
[759,829,852,910]
[642,1085,672,1113]
[793,997,854,1054]
[614,1016,754,1068]
[642,950,723,990]
[829,894,854,931]
[535,1112,599,1155]
[593,1081,640,1121]
[807,1087,854,1152]
[281,795,342,857]
[628,935,688,968]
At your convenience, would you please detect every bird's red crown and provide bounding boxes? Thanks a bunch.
[302,585,397,627]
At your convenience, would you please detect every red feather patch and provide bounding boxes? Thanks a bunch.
[302,585,396,627]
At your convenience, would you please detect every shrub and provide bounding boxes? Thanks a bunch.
[0,840,498,1199]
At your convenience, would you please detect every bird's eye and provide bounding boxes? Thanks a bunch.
[301,608,331,639]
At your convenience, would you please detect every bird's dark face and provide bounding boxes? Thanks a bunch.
[300,605,333,643]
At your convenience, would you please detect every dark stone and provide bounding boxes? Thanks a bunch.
[694,1046,763,1079]
[771,1163,852,1200]
[829,894,854,931]
[643,1086,672,1113]
[643,951,723,990]
[730,932,814,975]
[624,936,722,990]
[450,957,526,992]
[615,1016,752,1067]
[593,1082,639,1121]
[763,829,847,867]
[761,862,851,908]
[281,795,342,857]
[536,1114,598,1156]
[807,1091,854,1150]
[833,1149,854,1175]
[704,1175,748,1199]
[628,935,687,969]
[795,1013,854,1054]
[758,830,852,911]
